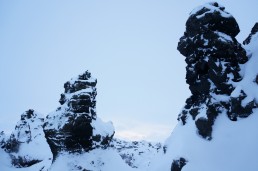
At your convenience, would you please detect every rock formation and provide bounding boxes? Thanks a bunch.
[177,2,254,140]
[149,3,258,171]
[43,71,114,161]
[1,2,258,171]
[243,23,258,45]
[3,109,51,168]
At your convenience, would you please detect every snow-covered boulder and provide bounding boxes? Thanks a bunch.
[43,71,115,161]
[3,109,52,168]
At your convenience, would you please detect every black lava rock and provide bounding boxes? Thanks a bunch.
[171,157,187,171]
[177,2,250,139]
[43,71,114,161]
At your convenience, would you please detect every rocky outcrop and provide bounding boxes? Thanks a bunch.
[43,71,114,161]
[171,157,187,171]
[177,2,254,140]
[3,109,51,168]
[243,23,258,45]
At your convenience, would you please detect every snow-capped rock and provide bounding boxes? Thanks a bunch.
[149,2,258,171]
[2,109,52,169]
[43,71,115,161]
[177,2,252,140]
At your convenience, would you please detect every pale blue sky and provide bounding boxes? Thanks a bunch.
[1,0,258,141]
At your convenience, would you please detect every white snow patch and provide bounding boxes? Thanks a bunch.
[190,2,231,19]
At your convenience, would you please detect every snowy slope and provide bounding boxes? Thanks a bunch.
[49,149,137,171]
[150,110,258,171]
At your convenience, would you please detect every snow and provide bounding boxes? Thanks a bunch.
[49,149,137,171]
[111,139,162,169]
[211,93,230,103]
[215,31,233,42]
[148,29,258,171]
[10,111,51,159]
[0,111,52,171]
[149,108,258,171]
[194,104,208,120]
[190,2,231,19]
[91,118,114,137]
[0,151,52,171]
[201,35,209,46]
[230,85,242,98]
[1,11,258,171]
[237,32,258,104]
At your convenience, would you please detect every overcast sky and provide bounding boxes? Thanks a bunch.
[1,0,258,142]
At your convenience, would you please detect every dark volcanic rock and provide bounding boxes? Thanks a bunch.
[171,157,187,171]
[43,71,114,161]
[185,2,239,37]
[177,2,253,139]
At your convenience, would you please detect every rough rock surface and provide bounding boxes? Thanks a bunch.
[43,71,114,161]
[177,2,253,140]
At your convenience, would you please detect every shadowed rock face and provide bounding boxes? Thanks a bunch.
[177,2,254,140]
[43,71,114,160]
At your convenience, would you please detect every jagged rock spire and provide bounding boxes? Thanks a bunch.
[43,71,114,160]
[177,2,253,140]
